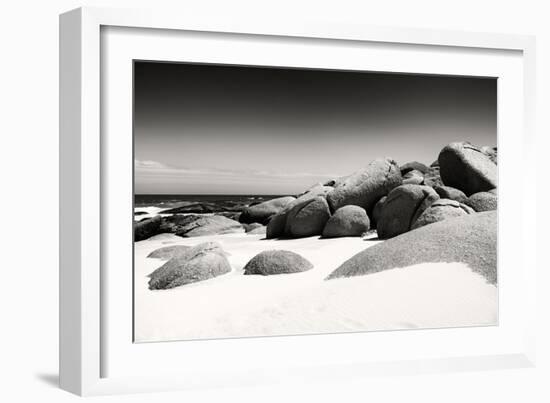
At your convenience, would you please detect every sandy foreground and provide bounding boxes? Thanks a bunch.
[134,232,497,342]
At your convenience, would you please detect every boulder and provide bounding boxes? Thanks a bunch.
[164,215,244,237]
[284,196,331,238]
[433,185,468,204]
[322,205,370,238]
[438,142,497,195]
[134,215,164,241]
[400,161,430,175]
[326,158,402,214]
[265,187,333,239]
[423,166,443,187]
[466,191,498,212]
[238,196,296,225]
[411,198,474,229]
[371,196,387,229]
[147,245,192,260]
[243,250,313,275]
[377,184,439,239]
[402,169,424,185]
[327,211,497,284]
[296,184,334,199]
[148,242,231,289]
[145,233,184,243]
[266,213,288,239]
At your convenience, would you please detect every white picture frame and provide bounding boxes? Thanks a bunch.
[59,6,537,396]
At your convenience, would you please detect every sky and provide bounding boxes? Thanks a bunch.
[134,61,496,195]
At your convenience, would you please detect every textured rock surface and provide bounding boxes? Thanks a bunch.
[284,196,331,238]
[433,185,468,204]
[238,196,296,225]
[266,213,288,239]
[322,205,370,238]
[134,215,164,241]
[327,211,497,284]
[243,250,313,275]
[466,191,498,212]
[147,245,192,260]
[411,198,474,229]
[438,142,497,195]
[423,166,443,187]
[148,242,231,289]
[164,215,244,237]
[326,158,402,214]
[377,185,439,239]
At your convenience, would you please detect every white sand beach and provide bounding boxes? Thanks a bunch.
[134,233,497,342]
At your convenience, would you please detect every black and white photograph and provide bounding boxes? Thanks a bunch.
[133,61,498,343]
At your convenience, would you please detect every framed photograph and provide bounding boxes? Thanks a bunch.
[60,7,537,396]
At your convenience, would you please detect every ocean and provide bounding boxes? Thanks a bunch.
[134,194,284,217]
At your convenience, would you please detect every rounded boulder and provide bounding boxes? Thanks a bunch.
[239,196,296,225]
[243,250,313,275]
[326,158,402,214]
[433,185,468,204]
[466,191,498,212]
[284,196,331,238]
[411,198,474,230]
[148,242,231,289]
[322,205,370,238]
[438,142,497,195]
[377,184,439,239]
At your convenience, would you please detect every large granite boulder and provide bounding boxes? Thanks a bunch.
[265,187,333,239]
[147,245,192,260]
[284,196,331,238]
[411,198,474,230]
[438,142,497,195]
[326,158,402,214]
[433,185,468,204]
[377,184,439,239]
[400,161,430,175]
[243,250,313,275]
[327,211,497,284]
[322,205,370,238]
[134,215,164,241]
[148,242,231,289]
[466,191,498,212]
[266,213,288,239]
[238,196,296,225]
[164,214,244,237]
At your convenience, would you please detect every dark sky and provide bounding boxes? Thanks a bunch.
[134,61,496,195]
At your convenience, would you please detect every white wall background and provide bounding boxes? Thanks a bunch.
[0,0,548,402]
